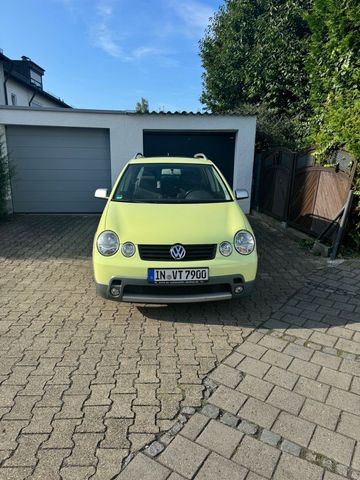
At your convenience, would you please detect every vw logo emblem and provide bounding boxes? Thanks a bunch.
[170,244,186,260]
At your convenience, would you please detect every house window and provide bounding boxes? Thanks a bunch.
[11,93,17,106]
[30,70,42,88]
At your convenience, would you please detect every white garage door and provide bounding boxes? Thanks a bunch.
[6,126,111,213]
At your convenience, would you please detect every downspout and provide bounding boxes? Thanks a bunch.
[29,89,36,106]
[3,62,13,105]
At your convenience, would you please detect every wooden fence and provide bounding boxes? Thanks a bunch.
[252,148,356,240]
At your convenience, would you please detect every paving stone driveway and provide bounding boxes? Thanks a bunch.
[120,259,360,480]
[0,214,358,479]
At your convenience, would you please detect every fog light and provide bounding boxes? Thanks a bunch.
[121,242,136,257]
[219,241,233,256]
[234,285,244,294]
[110,287,121,297]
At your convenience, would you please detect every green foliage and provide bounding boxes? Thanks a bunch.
[0,140,11,219]
[306,0,360,158]
[199,0,312,148]
[200,0,312,116]
[306,0,360,248]
[200,0,359,248]
[135,97,149,113]
[234,104,312,150]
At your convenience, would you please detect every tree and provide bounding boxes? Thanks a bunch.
[200,0,311,115]
[199,0,312,148]
[135,97,149,113]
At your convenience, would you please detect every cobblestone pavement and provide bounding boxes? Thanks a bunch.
[119,260,360,480]
[0,213,347,480]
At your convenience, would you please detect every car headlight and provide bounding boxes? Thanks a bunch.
[234,230,255,255]
[219,241,233,256]
[96,231,119,256]
[121,242,136,257]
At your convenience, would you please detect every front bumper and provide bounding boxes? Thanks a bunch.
[95,274,255,304]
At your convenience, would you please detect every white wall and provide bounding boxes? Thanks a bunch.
[3,79,63,108]
[0,107,256,212]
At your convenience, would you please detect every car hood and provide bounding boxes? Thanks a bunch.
[104,201,251,244]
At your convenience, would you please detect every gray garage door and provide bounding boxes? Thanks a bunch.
[6,126,111,213]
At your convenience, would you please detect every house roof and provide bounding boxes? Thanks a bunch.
[0,51,71,108]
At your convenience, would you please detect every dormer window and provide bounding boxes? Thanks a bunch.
[30,69,42,88]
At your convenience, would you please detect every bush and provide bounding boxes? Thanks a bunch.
[233,103,311,151]
[306,0,360,248]
[0,140,12,219]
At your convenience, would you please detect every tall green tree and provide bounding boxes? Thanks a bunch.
[200,0,311,116]
[199,0,312,149]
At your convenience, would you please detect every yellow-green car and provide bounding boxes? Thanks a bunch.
[93,155,257,303]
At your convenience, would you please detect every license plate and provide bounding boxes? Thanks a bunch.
[148,268,209,284]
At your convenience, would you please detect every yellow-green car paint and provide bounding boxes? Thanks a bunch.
[93,156,257,303]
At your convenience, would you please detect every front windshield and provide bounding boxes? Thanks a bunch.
[112,163,232,204]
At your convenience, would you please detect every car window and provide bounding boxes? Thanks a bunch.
[112,163,232,204]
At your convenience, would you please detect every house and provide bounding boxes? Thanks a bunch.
[0,50,70,108]
[0,107,256,215]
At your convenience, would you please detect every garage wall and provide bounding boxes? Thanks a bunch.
[108,115,256,213]
[0,107,256,213]
[6,126,111,213]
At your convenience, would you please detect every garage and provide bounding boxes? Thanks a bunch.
[6,125,111,213]
[1,108,256,214]
[143,131,236,185]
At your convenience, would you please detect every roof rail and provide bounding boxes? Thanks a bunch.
[194,153,207,160]
[134,152,144,158]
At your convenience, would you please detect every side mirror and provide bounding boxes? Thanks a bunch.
[95,188,108,200]
[234,189,249,200]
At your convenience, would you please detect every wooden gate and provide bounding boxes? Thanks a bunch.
[288,166,353,237]
[254,147,356,238]
[258,148,299,220]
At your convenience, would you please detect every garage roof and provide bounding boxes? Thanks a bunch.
[0,105,254,116]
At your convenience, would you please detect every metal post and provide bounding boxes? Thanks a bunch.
[316,207,344,242]
[330,190,354,260]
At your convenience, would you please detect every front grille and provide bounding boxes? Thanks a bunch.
[123,284,231,296]
[138,244,217,261]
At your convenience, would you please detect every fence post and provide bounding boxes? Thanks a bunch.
[330,190,354,260]
[285,152,297,224]
[252,151,263,211]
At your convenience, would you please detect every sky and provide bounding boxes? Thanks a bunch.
[1,0,223,111]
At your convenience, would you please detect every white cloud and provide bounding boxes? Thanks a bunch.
[96,3,113,17]
[59,0,180,65]
[91,3,175,64]
[90,0,123,57]
[92,22,122,58]
[171,0,213,31]
[131,46,164,60]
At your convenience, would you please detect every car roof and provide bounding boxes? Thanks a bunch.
[128,156,213,165]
